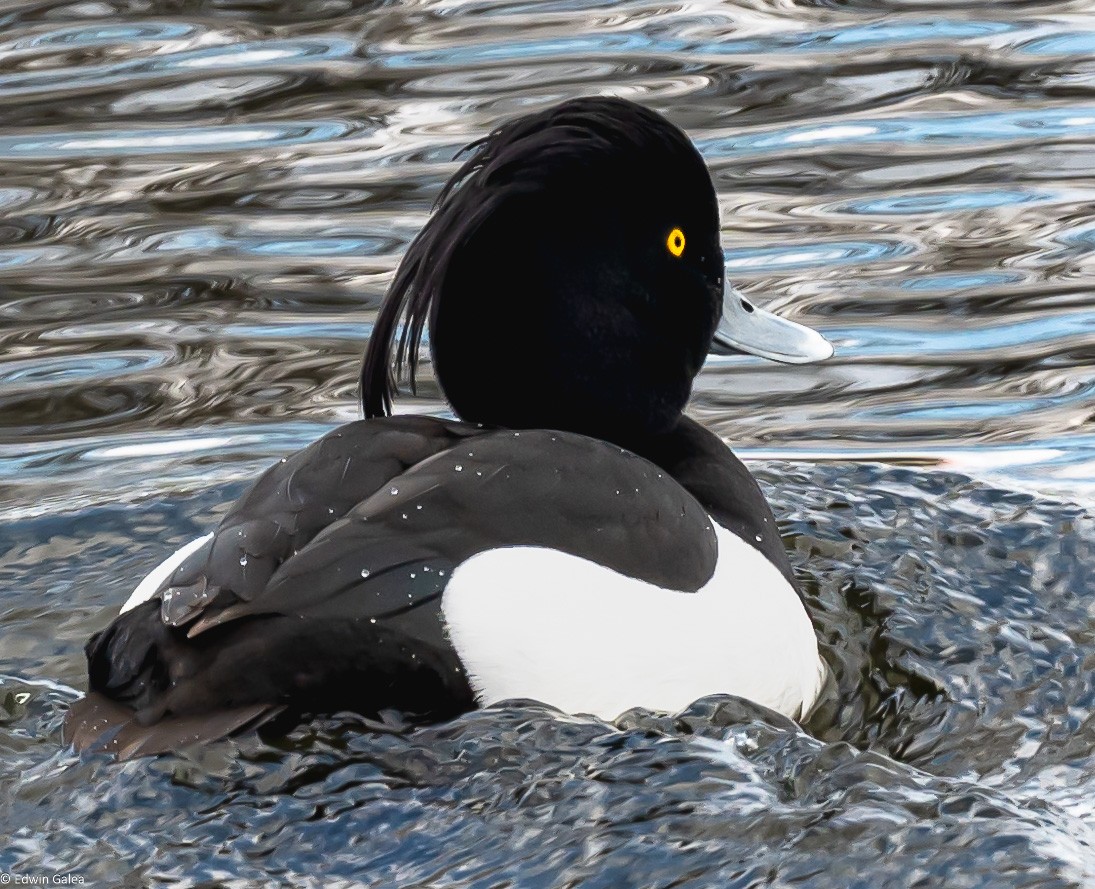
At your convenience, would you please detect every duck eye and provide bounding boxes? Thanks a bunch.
[666,228,686,258]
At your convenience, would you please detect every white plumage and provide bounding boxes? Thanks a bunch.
[119,532,213,615]
[441,521,824,721]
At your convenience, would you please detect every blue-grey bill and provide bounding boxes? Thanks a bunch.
[712,282,834,364]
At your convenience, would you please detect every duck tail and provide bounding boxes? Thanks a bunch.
[64,601,282,760]
[63,691,280,760]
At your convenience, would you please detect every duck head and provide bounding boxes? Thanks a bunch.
[361,97,831,441]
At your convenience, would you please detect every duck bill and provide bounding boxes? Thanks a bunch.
[711,282,833,364]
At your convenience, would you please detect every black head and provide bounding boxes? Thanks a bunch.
[361,97,724,441]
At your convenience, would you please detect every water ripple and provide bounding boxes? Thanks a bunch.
[0,119,362,160]
[2,1,1095,884]
[0,38,358,101]
[373,19,1026,70]
[725,238,915,273]
[702,108,1095,158]
[836,187,1053,216]
[0,350,170,394]
[0,21,202,54]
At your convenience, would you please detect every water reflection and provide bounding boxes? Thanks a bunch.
[2,0,1095,883]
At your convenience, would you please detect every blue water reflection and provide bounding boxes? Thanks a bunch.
[701,108,1095,158]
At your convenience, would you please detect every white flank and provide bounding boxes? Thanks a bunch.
[441,522,824,721]
[119,532,214,615]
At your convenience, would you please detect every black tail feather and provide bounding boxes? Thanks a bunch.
[71,600,282,758]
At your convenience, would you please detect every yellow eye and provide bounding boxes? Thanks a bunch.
[666,227,685,258]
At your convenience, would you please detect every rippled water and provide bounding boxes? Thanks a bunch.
[3,1,1095,885]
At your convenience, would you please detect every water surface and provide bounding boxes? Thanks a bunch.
[2,0,1095,885]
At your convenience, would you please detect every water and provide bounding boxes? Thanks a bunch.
[2,0,1095,884]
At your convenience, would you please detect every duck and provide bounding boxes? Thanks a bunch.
[64,97,834,759]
